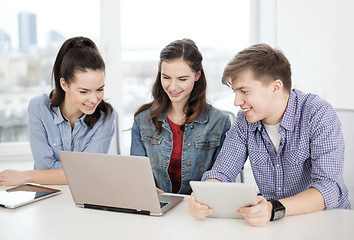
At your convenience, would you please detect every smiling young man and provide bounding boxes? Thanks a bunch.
[187,43,351,226]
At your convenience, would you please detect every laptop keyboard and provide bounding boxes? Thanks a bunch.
[160,201,168,208]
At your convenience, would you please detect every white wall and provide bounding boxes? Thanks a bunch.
[3,0,353,160]
[251,0,354,109]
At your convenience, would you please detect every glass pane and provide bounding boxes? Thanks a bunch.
[0,0,100,143]
[120,0,250,150]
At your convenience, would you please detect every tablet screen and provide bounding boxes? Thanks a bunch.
[0,184,61,208]
[190,181,258,219]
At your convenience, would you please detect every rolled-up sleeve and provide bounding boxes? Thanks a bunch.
[28,96,61,169]
[308,106,347,209]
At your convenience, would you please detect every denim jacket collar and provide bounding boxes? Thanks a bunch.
[157,110,209,125]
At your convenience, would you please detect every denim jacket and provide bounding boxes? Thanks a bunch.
[130,106,231,194]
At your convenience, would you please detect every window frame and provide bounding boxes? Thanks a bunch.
[0,0,259,161]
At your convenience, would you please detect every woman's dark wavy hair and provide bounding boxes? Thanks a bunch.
[134,38,209,135]
[49,36,113,129]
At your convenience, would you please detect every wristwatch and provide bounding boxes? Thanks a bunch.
[269,200,286,221]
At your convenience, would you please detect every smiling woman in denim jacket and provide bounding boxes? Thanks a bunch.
[130,39,231,194]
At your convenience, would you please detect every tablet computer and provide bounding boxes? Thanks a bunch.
[0,183,61,208]
[190,181,258,218]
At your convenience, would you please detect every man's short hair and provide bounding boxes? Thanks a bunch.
[222,43,292,92]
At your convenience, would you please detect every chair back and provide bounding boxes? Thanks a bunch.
[223,110,236,123]
[108,111,121,155]
[335,109,354,206]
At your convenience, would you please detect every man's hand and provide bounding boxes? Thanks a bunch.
[237,195,272,227]
[187,193,213,219]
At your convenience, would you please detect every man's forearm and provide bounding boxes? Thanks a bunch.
[280,187,325,216]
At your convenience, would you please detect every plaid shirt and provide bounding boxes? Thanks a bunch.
[202,89,351,210]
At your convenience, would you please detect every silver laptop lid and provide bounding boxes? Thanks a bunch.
[59,151,163,215]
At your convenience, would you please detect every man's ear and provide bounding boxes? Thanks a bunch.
[273,79,283,93]
[60,78,68,91]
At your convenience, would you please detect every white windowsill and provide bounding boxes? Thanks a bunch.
[0,142,33,162]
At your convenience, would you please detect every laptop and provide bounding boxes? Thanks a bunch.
[190,181,258,218]
[59,151,184,216]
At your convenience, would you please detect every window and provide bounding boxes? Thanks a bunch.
[119,0,250,153]
[0,0,100,143]
[0,0,250,157]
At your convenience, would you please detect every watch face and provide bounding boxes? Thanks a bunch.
[274,209,285,220]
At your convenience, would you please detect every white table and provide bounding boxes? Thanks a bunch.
[1,185,354,240]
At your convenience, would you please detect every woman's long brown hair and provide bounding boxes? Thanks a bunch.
[134,38,209,135]
[49,36,113,129]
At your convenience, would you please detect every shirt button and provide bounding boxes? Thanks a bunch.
[276,164,280,167]
[295,160,299,164]
[252,160,255,164]
[187,142,191,147]
[186,162,191,166]
[191,125,194,129]
[278,187,282,191]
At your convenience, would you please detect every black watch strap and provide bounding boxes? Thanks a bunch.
[269,200,286,221]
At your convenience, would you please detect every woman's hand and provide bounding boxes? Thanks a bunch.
[0,169,29,186]
[156,187,164,194]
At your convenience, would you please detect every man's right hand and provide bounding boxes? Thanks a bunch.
[187,193,213,219]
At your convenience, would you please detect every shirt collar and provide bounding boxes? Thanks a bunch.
[52,105,87,127]
[249,90,296,132]
[78,114,88,127]
[53,106,66,125]
[249,121,263,132]
[279,90,296,131]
